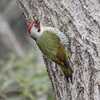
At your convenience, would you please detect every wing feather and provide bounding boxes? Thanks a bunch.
[37,31,68,65]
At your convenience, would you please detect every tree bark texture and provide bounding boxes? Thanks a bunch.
[18,0,100,100]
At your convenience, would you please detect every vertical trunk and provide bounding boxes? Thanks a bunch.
[18,0,100,100]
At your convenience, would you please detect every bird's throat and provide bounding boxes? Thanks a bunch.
[30,26,43,40]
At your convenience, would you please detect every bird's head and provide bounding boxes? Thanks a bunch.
[26,17,40,33]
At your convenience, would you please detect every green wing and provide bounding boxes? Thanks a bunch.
[37,31,73,82]
[37,31,67,62]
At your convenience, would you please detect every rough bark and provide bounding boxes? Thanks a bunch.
[18,0,100,100]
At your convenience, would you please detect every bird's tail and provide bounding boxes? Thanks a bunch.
[61,60,73,82]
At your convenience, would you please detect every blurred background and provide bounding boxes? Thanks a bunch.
[0,0,54,100]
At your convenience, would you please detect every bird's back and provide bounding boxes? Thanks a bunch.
[37,29,73,82]
[37,31,60,59]
[37,30,69,64]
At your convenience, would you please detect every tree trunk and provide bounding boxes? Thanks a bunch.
[18,0,100,100]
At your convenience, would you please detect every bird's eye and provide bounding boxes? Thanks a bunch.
[34,22,40,32]
[38,29,40,32]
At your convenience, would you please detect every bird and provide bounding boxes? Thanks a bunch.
[26,18,73,82]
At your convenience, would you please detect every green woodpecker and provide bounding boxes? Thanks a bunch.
[26,19,73,82]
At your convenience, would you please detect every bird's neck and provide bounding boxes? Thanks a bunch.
[31,25,60,40]
[30,26,43,40]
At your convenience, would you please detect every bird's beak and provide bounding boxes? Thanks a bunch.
[17,0,40,35]
[17,0,35,35]
[17,0,30,19]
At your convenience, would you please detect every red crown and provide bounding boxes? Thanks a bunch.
[26,20,40,33]
[26,20,34,33]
